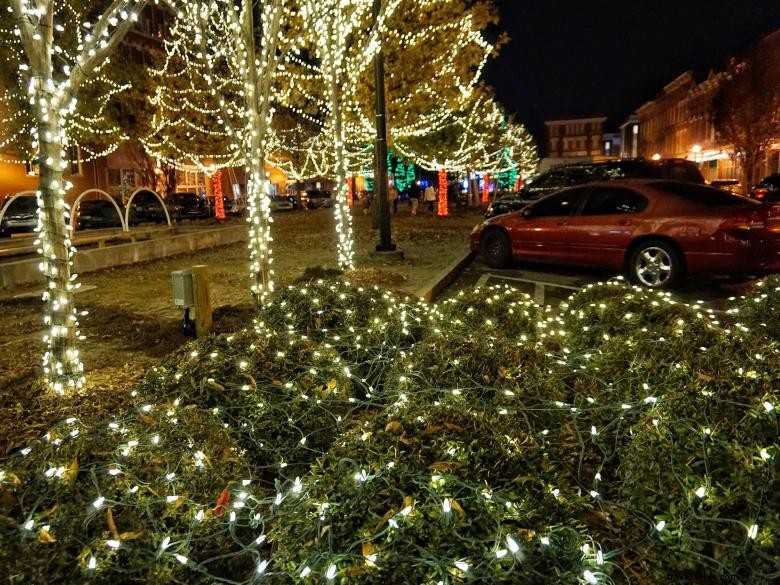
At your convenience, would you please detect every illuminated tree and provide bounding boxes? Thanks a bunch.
[151,0,292,304]
[1,0,148,393]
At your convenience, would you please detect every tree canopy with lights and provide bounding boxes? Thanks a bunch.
[0,0,149,393]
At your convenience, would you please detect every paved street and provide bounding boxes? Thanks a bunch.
[448,255,757,311]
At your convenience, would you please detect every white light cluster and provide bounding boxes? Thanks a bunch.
[10,0,148,392]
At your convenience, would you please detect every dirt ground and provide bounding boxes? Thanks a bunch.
[0,206,483,453]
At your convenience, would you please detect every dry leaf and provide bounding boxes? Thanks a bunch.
[38,529,56,544]
[385,421,403,435]
[345,565,366,577]
[118,531,143,541]
[64,456,78,482]
[206,380,225,392]
[362,542,377,557]
[450,499,466,518]
[41,504,59,518]
[443,423,465,433]
[77,547,92,565]
[139,414,156,425]
[428,461,462,472]
[372,509,396,535]
[517,528,536,541]
[106,508,119,540]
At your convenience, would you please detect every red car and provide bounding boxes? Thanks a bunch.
[470,180,780,289]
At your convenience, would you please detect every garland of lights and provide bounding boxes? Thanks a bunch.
[212,169,225,219]
[1,280,778,583]
[437,168,448,217]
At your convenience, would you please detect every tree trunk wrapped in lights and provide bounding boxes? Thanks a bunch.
[298,0,400,269]
[212,170,225,219]
[163,0,287,305]
[10,0,148,392]
[437,169,448,217]
[482,173,490,204]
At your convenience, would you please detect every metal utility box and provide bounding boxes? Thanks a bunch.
[171,269,195,307]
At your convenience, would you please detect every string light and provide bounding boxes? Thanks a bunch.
[6,0,149,392]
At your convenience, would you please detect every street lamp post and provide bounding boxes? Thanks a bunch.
[372,0,395,252]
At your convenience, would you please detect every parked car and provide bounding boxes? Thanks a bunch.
[269,195,295,212]
[209,195,235,215]
[485,158,705,218]
[0,195,37,236]
[167,192,210,220]
[127,190,168,224]
[302,190,333,209]
[75,200,123,230]
[751,174,780,203]
[710,178,741,191]
[471,179,780,289]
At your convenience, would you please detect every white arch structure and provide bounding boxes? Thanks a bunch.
[70,189,127,232]
[124,188,172,229]
[0,191,37,231]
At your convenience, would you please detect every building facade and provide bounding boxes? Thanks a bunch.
[628,29,780,191]
[545,116,608,159]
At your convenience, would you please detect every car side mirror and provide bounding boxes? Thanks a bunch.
[521,208,533,218]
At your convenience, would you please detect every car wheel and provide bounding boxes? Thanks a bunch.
[628,240,683,289]
[481,230,512,268]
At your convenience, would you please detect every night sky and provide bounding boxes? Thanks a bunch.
[485,0,780,143]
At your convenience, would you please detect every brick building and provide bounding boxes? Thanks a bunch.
[627,29,780,191]
[545,115,608,159]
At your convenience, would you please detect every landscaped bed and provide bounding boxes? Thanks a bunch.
[1,276,778,584]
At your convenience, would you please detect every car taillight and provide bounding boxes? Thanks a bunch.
[753,188,768,200]
[720,210,767,231]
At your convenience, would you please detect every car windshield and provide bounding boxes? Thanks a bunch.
[653,182,757,207]
[4,197,37,214]
[81,201,109,210]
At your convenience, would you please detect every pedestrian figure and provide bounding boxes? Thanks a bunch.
[424,184,436,213]
[409,182,421,216]
[363,190,371,215]
[389,185,399,214]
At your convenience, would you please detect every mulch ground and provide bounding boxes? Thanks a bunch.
[0,206,483,454]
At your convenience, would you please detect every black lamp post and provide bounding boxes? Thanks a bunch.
[373,0,395,252]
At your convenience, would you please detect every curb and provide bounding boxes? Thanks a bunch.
[417,250,476,303]
[0,225,248,289]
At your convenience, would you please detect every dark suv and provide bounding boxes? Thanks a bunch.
[0,195,37,236]
[486,158,705,218]
[76,200,123,230]
[752,174,780,203]
[166,192,210,220]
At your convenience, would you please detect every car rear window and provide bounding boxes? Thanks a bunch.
[665,162,705,183]
[652,182,757,207]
